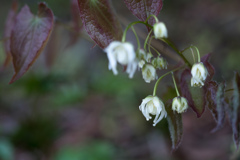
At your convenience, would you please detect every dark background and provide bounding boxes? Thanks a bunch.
[0,0,240,159]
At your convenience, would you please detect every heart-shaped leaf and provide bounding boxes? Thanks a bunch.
[124,0,163,30]
[78,0,122,48]
[9,3,54,84]
[201,53,215,83]
[165,100,183,150]
[2,1,18,68]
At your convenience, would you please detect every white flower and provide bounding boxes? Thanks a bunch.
[153,22,168,39]
[191,62,208,87]
[104,41,137,78]
[139,95,167,126]
[152,56,168,69]
[142,64,157,83]
[172,97,188,113]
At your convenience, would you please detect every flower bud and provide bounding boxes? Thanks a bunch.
[153,22,168,39]
[142,64,157,83]
[139,95,167,126]
[152,56,168,69]
[172,97,188,113]
[104,41,137,78]
[191,62,208,87]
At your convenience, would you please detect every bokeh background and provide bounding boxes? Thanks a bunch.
[0,0,240,159]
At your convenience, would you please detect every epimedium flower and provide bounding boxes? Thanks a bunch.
[152,56,168,70]
[142,64,158,83]
[191,62,208,87]
[153,22,168,39]
[104,41,137,78]
[139,95,167,126]
[172,97,188,113]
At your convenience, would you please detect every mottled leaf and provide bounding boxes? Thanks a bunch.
[180,69,205,117]
[9,3,54,83]
[211,82,226,132]
[78,0,122,48]
[205,81,218,122]
[165,100,183,150]
[229,72,240,148]
[2,1,18,68]
[124,0,163,31]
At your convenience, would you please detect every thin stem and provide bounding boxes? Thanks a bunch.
[161,38,191,67]
[148,36,154,56]
[145,14,159,23]
[171,72,180,96]
[191,45,201,62]
[122,21,153,42]
[190,47,196,63]
[147,43,161,56]
[144,30,153,50]
[225,89,234,92]
[131,26,140,49]
[153,65,185,96]
[0,37,10,43]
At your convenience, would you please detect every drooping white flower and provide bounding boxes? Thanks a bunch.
[138,60,145,68]
[139,95,167,126]
[104,41,137,78]
[153,22,168,39]
[152,56,168,69]
[142,64,157,83]
[191,62,208,87]
[172,97,188,113]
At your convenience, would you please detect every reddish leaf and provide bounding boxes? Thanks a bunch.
[201,53,215,83]
[211,82,227,132]
[180,69,205,117]
[9,3,54,84]
[165,100,183,150]
[205,81,218,122]
[124,0,163,30]
[78,0,122,48]
[229,72,240,148]
[2,1,18,68]
[67,0,83,47]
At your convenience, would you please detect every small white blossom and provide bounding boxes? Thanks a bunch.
[172,97,188,113]
[104,41,137,78]
[152,56,168,69]
[146,53,153,62]
[142,64,158,83]
[191,62,208,87]
[139,95,167,126]
[138,60,145,68]
[153,22,168,39]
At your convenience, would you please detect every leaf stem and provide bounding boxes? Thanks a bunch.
[171,72,180,96]
[145,14,159,23]
[153,65,185,96]
[0,37,10,43]
[144,29,153,50]
[161,38,192,67]
[122,21,153,42]
[131,26,140,50]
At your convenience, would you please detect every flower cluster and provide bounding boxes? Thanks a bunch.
[103,15,209,127]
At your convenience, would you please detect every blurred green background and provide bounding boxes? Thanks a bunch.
[0,0,240,159]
